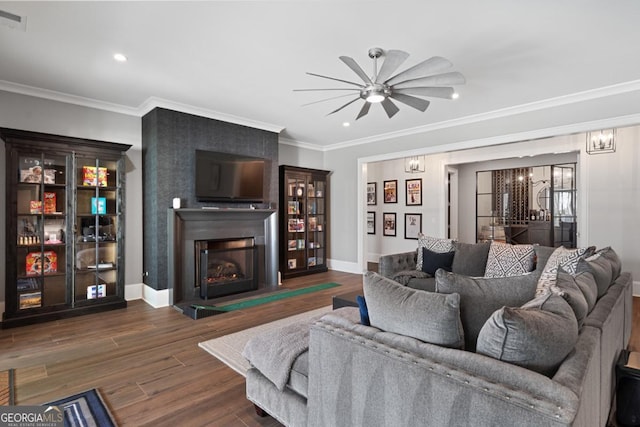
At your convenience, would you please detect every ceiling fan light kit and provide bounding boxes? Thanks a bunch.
[295,47,465,120]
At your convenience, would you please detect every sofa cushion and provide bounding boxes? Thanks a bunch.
[577,246,620,297]
[415,234,455,271]
[435,269,537,351]
[476,292,579,376]
[484,241,535,278]
[421,248,455,276]
[363,271,464,348]
[535,245,594,296]
[573,270,598,313]
[451,241,491,277]
[554,268,589,327]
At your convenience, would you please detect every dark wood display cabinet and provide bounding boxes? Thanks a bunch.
[1,128,131,328]
[279,165,330,280]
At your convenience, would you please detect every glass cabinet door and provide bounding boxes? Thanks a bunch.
[307,177,325,268]
[74,157,120,304]
[285,174,307,273]
[15,153,69,310]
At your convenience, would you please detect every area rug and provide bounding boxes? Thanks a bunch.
[45,388,116,427]
[190,282,340,313]
[0,368,15,405]
[198,305,332,376]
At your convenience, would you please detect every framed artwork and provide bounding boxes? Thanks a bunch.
[383,180,397,203]
[405,178,422,206]
[367,182,377,205]
[404,213,422,239]
[383,212,396,236]
[366,211,376,234]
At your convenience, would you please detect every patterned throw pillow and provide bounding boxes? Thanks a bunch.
[415,234,456,271]
[535,245,594,297]
[483,241,535,278]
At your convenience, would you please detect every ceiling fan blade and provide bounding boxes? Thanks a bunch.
[339,56,372,84]
[301,92,362,107]
[385,56,453,86]
[294,88,361,92]
[381,98,400,118]
[389,93,430,112]
[392,72,466,89]
[375,50,409,84]
[393,86,455,99]
[306,72,364,88]
[327,97,362,116]
[356,102,371,120]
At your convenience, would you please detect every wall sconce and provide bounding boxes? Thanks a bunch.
[405,155,425,173]
[586,129,616,154]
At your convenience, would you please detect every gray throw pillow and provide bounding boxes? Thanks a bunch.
[577,247,621,297]
[476,293,579,376]
[573,270,598,313]
[555,268,589,327]
[435,269,537,351]
[451,241,490,277]
[363,271,464,349]
[535,245,595,297]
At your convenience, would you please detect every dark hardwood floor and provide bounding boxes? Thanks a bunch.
[0,271,363,426]
[0,270,637,426]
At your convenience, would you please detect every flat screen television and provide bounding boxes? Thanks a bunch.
[195,150,265,202]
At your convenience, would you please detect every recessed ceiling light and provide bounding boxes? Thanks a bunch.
[113,53,127,62]
[342,122,350,127]
[451,92,460,100]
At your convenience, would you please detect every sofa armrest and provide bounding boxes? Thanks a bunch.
[308,313,583,427]
[378,251,417,278]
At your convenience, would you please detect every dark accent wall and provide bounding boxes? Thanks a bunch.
[142,108,279,290]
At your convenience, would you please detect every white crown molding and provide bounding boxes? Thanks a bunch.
[0,79,140,116]
[3,78,640,151]
[138,96,285,134]
[321,78,640,152]
[0,80,285,135]
[278,136,325,152]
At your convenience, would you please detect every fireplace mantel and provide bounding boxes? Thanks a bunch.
[168,208,278,305]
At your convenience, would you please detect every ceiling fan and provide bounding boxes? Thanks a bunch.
[295,47,465,120]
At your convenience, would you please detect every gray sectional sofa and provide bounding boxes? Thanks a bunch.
[244,242,633,427]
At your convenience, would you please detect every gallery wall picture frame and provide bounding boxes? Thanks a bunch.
[405,178,422,206]
[383,212,397,236]
[367,211,376,234]
[383,180,398,203]
[367,182,377,205]
[404,213,422,239]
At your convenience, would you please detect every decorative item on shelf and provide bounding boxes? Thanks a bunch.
[172,198,181,209]
[25,251,57,275]
[404,155,425,173]
[91,197,107,215]
[29,200,42,214]
[43,192,56,214]
[586,129,616,154]
[87,284,106,299]
[19,292,41,309]
[82,166,108,186]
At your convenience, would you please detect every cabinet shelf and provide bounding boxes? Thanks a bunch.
[2,127,131,328]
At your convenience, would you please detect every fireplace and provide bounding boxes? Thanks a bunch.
[168,208,278,306]
[195,237,258,299]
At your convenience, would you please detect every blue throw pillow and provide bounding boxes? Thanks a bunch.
[356,295,370,326]
[421,248,455,276]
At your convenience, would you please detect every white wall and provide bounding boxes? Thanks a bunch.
[278,142,324,170]
[0,90,143,306]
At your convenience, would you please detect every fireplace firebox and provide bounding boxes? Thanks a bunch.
[195,237,258,299]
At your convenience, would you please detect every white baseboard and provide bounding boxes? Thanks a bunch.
[327,258,363,275]
[367,252,382,264]
[125,282,171,308]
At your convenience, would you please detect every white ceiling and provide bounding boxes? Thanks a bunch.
[1,1,640,149]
